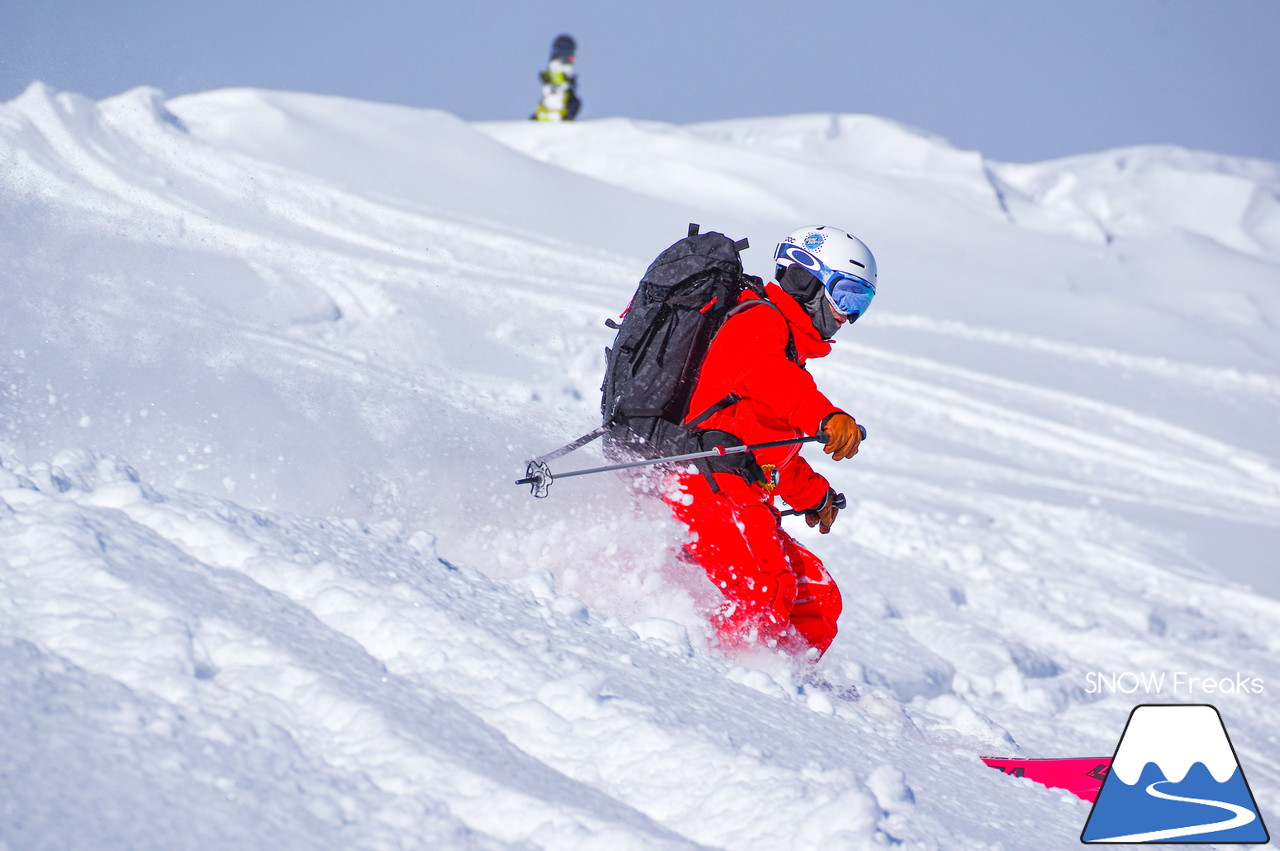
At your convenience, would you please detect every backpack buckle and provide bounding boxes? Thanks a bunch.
[759,464,779,492]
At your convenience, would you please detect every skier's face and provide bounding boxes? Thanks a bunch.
[827,300,849,330]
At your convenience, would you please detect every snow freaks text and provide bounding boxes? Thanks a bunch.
[1085,671,1265,696]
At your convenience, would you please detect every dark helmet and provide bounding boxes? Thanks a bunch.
[551,34,576,60]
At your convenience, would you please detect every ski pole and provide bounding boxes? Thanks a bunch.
[516,425,865,498]
[516,434,823,498]
[779,492,847,518]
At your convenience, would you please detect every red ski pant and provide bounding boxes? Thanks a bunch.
[666,471,842,658]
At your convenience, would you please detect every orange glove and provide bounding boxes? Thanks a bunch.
[820,412,862,461]
[804,488,841,534]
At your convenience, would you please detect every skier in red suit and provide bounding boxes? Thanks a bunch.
[665,226,877,660]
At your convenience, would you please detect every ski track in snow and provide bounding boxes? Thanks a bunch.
[831,339,1280,523]
[876,313,1280,397]
[3,83,1280,849]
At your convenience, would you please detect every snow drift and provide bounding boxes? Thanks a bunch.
[2,83,1278,849]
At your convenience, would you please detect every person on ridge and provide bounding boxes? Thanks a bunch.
[531,34,581,122]
[664,226,876,661]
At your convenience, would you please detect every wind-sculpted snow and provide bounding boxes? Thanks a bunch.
[0,450,1073,849]
[2,83,1279,848]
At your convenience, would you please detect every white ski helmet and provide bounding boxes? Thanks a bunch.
[774,226,878,320]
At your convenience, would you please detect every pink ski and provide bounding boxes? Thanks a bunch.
[981,756,1112,802]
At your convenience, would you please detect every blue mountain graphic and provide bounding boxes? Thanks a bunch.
[1083,761,1269,843]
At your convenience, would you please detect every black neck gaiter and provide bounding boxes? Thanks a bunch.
[780,264,841,340]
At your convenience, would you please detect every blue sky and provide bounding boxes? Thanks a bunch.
[5,0,1277,163]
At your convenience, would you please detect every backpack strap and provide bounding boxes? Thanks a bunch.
[686,393,742,429]
[683,296,799,428]
[725,296,799,362]
[530,420,612,465]
[747,298,800,364]
[681,295,801,494]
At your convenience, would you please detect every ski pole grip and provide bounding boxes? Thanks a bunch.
[815,424,868,443]
[779,491,846,517]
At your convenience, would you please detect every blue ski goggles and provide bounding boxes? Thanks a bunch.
[775,243,876,320]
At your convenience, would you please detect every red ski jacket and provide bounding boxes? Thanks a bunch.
[685,282,844,512]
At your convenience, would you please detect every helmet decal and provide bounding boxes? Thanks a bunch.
[803,232,826,251]
[776,244,823,273]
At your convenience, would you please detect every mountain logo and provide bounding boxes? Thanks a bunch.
[1081,704,1269,844]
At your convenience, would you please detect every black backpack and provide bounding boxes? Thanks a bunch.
[600,224,787,469]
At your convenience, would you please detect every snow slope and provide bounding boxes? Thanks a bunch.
[2,83,1278,849]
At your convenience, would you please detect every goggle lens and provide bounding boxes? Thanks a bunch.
[826,274,875,320]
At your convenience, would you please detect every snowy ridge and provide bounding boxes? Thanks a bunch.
[990,145,1280,254]
[3,83,1280,849]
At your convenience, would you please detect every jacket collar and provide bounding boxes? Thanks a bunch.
[749,282,833,363]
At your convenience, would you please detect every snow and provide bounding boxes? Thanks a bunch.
[2,81,1279,849]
